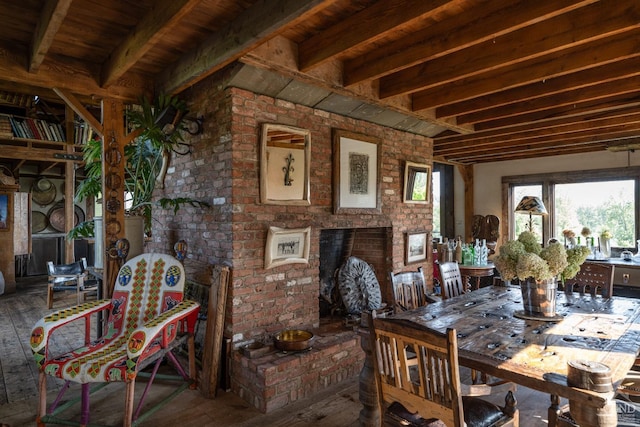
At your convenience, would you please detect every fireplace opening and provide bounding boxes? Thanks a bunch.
[318,227,392,324]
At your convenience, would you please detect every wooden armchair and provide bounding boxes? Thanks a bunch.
[389,267,427,312]
[31,253,200,427]
[439,262,466,299]
[46,257,94,309]
[371,315,518,427]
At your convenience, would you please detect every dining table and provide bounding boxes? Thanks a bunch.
[367,285,640,427]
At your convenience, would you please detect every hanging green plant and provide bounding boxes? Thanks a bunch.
[69,93,209,239]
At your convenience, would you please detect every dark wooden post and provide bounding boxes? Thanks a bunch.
[358,310,380,426]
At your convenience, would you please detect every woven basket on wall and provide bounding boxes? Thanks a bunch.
[0,165,15,185]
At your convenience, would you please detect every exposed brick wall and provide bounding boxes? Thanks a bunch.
[148,68,434,412]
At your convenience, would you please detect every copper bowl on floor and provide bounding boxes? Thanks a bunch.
[274,329,314,351]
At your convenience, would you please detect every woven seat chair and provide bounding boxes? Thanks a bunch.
[30,253,200,427]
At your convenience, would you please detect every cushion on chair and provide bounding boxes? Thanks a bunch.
[384,398,508,427]
[462,396,510,427]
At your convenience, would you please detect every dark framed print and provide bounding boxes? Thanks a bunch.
[265,226,311,269]
[0,192,9,231]
[406,231,428,264]
[403,161,431,203]
[260,123,311,205]
[332,129,381,214]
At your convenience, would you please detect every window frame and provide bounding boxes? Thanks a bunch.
[502,166,640,249]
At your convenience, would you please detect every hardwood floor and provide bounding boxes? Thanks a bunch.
[0,276,555,426]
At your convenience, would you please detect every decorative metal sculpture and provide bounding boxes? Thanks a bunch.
[283,152,294,186]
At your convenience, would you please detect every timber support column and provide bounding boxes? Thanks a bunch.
[458,164,474,242]
[101,98,126,299]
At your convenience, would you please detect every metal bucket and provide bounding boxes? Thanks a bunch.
[520,278,557,317]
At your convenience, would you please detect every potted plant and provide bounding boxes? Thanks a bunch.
[493,231,590,317]
[70,94,209,245]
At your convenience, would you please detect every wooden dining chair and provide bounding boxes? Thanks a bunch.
[389,267,427,312]
[371,314,518,427]
[550,262,616,427]
[439,261,466,299]
[560,261,615,297]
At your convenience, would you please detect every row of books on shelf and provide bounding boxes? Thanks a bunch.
[74,122,94,145]
[0,114,66,142]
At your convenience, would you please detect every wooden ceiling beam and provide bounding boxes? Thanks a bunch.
[472,95,640,131]
[412,30,640,111]
[53,88,104,138]
[436,123,640,157]
[0,43,152,103]
[435,106,640,146]
[101,0,201,88]
[433,109,640,150]
[436,57,640,119]
[381,0,640,99]
[344,0,597,86]
[459,76,640,125]
[29,0,72,72]
[447,144,604,164]
[158,0,332,95]
[438,133,631,162]
[298,0,453,72]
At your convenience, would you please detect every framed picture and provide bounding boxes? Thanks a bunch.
[265,226,311,269]
[260,123,311,205]
[406,231,428,264]
[403,161,431,203]
[332,129,381,214]
[0,192,9,231]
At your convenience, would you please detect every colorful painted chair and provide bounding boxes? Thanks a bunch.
[30,253,200,427]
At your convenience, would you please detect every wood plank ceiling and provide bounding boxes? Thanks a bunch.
[0,0,639,166]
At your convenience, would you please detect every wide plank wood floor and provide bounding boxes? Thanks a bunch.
[0,276,555,426]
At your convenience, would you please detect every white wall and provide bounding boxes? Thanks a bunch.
[469,150,640,232]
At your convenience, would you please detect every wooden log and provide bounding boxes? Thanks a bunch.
[200,265,230,398]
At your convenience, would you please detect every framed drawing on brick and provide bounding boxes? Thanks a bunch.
[260,123,311,205]
[265,226,311,269]
[332,129,381,214]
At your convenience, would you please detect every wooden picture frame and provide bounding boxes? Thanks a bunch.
[404,161,431,203]
[260,123,311,205]
[332,129,381,214]
[265,226,311,269]
[406,231,428,264]
[0,192,9,231]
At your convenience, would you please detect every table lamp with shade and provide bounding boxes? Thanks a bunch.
[514,196,548,232]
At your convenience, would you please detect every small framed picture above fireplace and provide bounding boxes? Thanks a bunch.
[405,230,428,264]
[332,129,381,214]
[265,226,311,269]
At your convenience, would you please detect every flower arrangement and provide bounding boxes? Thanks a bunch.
[600,229,612,240]
[494,231,591,283]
